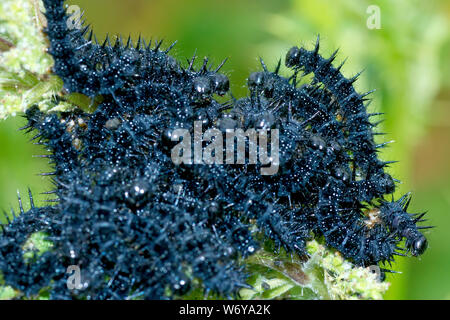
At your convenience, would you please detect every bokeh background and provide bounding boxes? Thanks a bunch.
[0,0,449,299]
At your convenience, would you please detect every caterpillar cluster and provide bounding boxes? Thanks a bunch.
[0,0,430,299]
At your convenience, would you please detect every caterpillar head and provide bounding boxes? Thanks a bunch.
[285,46,317,74]
[372,172,396,195]
[285,46,303,68]
[403,228,428,257]
[411,234,428,256]
[193,74,230,99]
[248,71,276,98]
[211,74,230,96]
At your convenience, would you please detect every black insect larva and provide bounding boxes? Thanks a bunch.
[222,38,430,267]
[0,0,430,299]
[0,191,61,296]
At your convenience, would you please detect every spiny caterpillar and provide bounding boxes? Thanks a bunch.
[0,0,430,299]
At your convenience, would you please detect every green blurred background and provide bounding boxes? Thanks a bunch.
[0,0,449,299]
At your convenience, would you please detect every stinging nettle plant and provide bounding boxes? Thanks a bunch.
[0,0,431,300]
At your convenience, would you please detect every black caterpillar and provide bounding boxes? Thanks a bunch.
[0,0,430,299]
